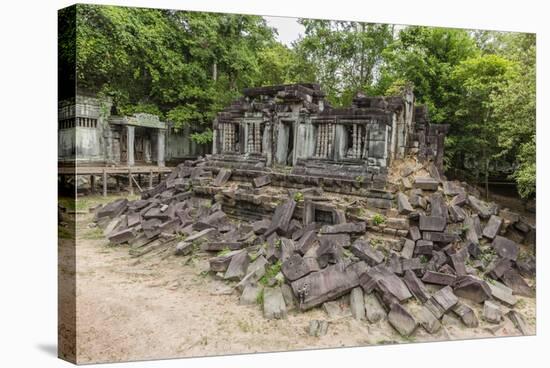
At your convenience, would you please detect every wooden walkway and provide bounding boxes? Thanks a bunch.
[58,165,173,196]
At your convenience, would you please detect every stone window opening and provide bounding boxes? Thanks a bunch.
[345,124,366,159]
[247,122,263,154]
[222,122,240,153]
[314,123,335,159]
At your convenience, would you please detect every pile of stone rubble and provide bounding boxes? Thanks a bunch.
[93,158,535,337]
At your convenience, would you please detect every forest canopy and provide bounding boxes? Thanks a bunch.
[70,4,536,199]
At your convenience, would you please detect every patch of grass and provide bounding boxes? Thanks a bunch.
[256,288,264,305]
[372,213,386,226]
[81,228,104,240]
[293,191,304,202]
[515,299,526,309]
[217,247,231,257]
[401,335,416,343]
[419,255,429,264]
[259,260,283,286]
[355,175,365,184]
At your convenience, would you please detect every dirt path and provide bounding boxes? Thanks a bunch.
[64,196,535,364]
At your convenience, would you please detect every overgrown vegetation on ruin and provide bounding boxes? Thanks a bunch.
[63,5,535,198]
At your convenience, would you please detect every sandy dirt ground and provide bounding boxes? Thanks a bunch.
[59,195,536,364]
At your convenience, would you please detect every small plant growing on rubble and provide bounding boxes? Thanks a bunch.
[293,191,304,202]
[419,255,429,264]
[217,247,231,257]
[372,213,386,226]
[274,239,282,249]
[256,288,265,305]
[355,175,365,184]
[259,260,283,286]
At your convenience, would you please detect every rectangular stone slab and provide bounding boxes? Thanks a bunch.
[320,222,366,234]
[491,235,519,261]
[414,177,439,191]
[265,199,296,236]
[212,168,232,186]
[388,303,417,337]
[419,215,446,232]
[350,239,385,266]
[422,271,457,285]
[482,215,503,239]
[403,269,430,303]
[432,285,458,311]
[397,192,414,215]
[291,263,361,310]
[253,175,271,188]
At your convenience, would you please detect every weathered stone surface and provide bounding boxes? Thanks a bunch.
[213,168,232,186]
[240,284,262,305]
[450,252,467,276]
[224,250,250,280]
[253,175,271,188]
[281,283,297,310]
[281,253,320,281]
[403,270,430,303]
[316,238,343,268]
[397,192,414,215]
[386,218,409,230]
[296,230,318,255]
[266,199,296,236]
[401,239,416,259]
[350,239,385,266]
[483,300,502,324]
[263,287,287,319]
[506,310,529,335]
[501,269,534,297]
[483,215,503,240]
[452,302,479,328]
[388,304,417,337]
[443,181,465,196]
[360,265,412,303]
[108,228,135,244]
[96,198,128,219]
[422,231,459,244]
[185,228,216,242]
[414,240,433,256]
[291,262,362,310]
[414,305,442,334]
[320,222,366,234]
[468,195,493,219]
[409,226,421,241]
[487,257,513,280]
[491,236,519,261]
[449,205,466,223]
[419,215,446,232]
[209,250,242,272]
[422,271,457,286]
[453,275,491,303]
[252,219,271,235]
[350,287,366,320]
[414,177,439,191]
[401,258,423,274]
[367,197,393,209]
[432,285,458,312]
[424,298,445,319]
[175,241,193,256]
[487,280,517,306]
[364,292,386,323]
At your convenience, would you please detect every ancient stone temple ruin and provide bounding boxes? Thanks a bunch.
[94,83,535,340]
[58,94,208,167]
[209,84,449,186]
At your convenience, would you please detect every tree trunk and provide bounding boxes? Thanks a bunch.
[212,61,217,81]
[485,157,490,201]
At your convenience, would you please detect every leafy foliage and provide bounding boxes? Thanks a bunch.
[70,4,535,198]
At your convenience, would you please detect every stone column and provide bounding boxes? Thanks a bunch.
[157,129,165,167]
[127,125,135,166]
